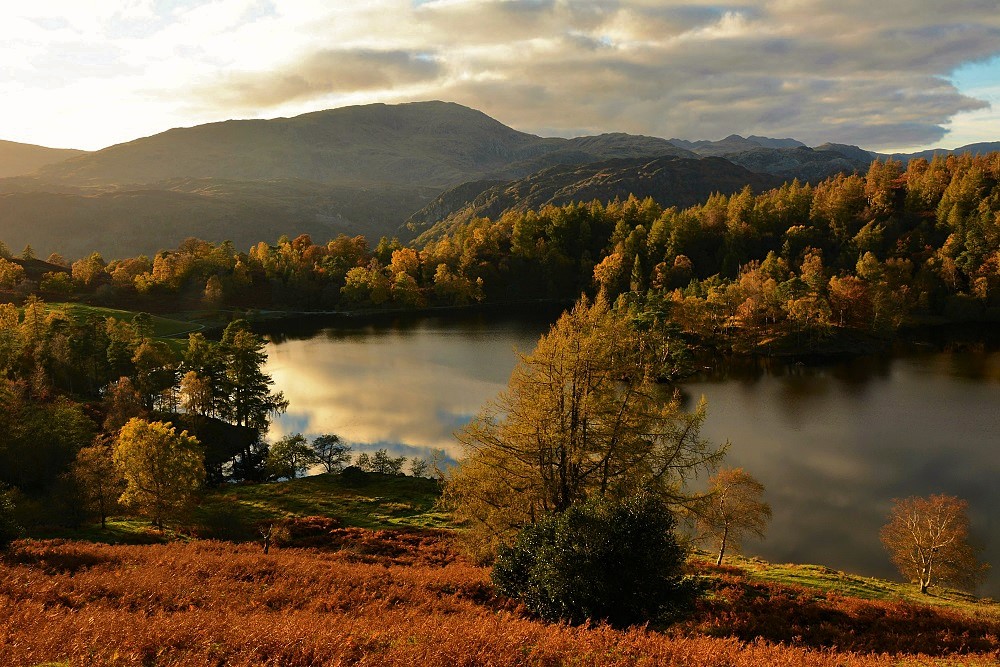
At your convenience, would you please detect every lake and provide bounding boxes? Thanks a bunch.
[263,310,1000,596]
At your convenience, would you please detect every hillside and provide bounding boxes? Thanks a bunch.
[408,156,782,238]
[5,101,997,260]
[0,139,86,179]
[36,102,554,189]
[0,179,437,258]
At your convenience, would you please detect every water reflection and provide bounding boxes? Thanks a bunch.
[264,309,556,465]
[685,347,1000,596]
[266,314,999,596]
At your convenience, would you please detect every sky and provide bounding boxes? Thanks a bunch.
[1,0,999,153]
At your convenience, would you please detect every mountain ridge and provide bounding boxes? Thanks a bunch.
[1,101,997,259]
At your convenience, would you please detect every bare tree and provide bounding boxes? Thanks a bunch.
[880,494,989,594]
[697,467,771,565]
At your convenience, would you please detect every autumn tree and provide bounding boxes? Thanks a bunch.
[311,433,351,473]
[880,494,989,594]
[445,295,724,555]
[71,440,124,529]
[697,467,771,565]
[113,418,204,530]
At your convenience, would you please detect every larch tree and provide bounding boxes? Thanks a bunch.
[880,494,989,594]
[445,295,725,556]
[697,467,771,565]
[113,418,204,530]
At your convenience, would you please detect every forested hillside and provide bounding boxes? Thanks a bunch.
[5,153,997,353]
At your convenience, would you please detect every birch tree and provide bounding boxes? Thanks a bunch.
[880,494,988,594]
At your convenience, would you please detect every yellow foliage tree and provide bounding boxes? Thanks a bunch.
[445,296,725,558]
[113,418,204,530]
[696,467,771,565]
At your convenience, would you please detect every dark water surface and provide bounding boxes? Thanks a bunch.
[264,312,999,596]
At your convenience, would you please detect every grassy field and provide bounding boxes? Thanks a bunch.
[195,471,451,533]
[45,302,204,338]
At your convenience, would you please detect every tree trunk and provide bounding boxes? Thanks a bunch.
[716,526,729,566]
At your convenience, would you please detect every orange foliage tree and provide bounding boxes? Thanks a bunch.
[880,494,989,594]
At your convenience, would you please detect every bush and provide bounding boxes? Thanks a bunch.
[340,466,369,487]
[491,494,697,627]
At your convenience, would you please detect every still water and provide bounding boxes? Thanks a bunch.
[264,310,1000,596]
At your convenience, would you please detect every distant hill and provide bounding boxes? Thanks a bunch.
[720,145,872,181]
[35,103,700,190]
[667,134,805,155]
[408,156,782,241]
[0,179,437,259]
[37,102,554,189]
[5,101,995,259]
[0,140,86,178]
[3,102,767,257]
[886,141,1000,162]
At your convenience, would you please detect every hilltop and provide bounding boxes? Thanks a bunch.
[0,139,86,179]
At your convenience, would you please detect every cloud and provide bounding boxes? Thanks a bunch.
[205,49,442,108]
[2,0,1000,149]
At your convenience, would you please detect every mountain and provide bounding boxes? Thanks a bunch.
[0,140,87,178]
[9,101,993,260]
[4,102,753,258]
[886,141,1000,163]
[407,156,783,240]
[720,145,873,181]
[37,102,553,189]
[0,179,438,259]
[36,103,700,190]
[667,134,805,156]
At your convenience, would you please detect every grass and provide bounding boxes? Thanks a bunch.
[706,554,1000,622]
[45,302,203,338]
[195,471,452,533]
[26,518,178,546]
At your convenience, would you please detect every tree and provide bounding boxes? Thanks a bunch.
[71,440,124,529]
[0,487,21,551]
[409,457,430,478]
[0,258,26,290]
[113,418,204,530]
[697,467,771,565]
[266,433,318,480]
[220,321,288,430]
[445,296,724,555]
[491,494,694,626]
[311,433,351,473]
[370,448,406,475]
[880,494,989,594]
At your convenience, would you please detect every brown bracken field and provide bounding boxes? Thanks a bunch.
[2,531,998,667]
